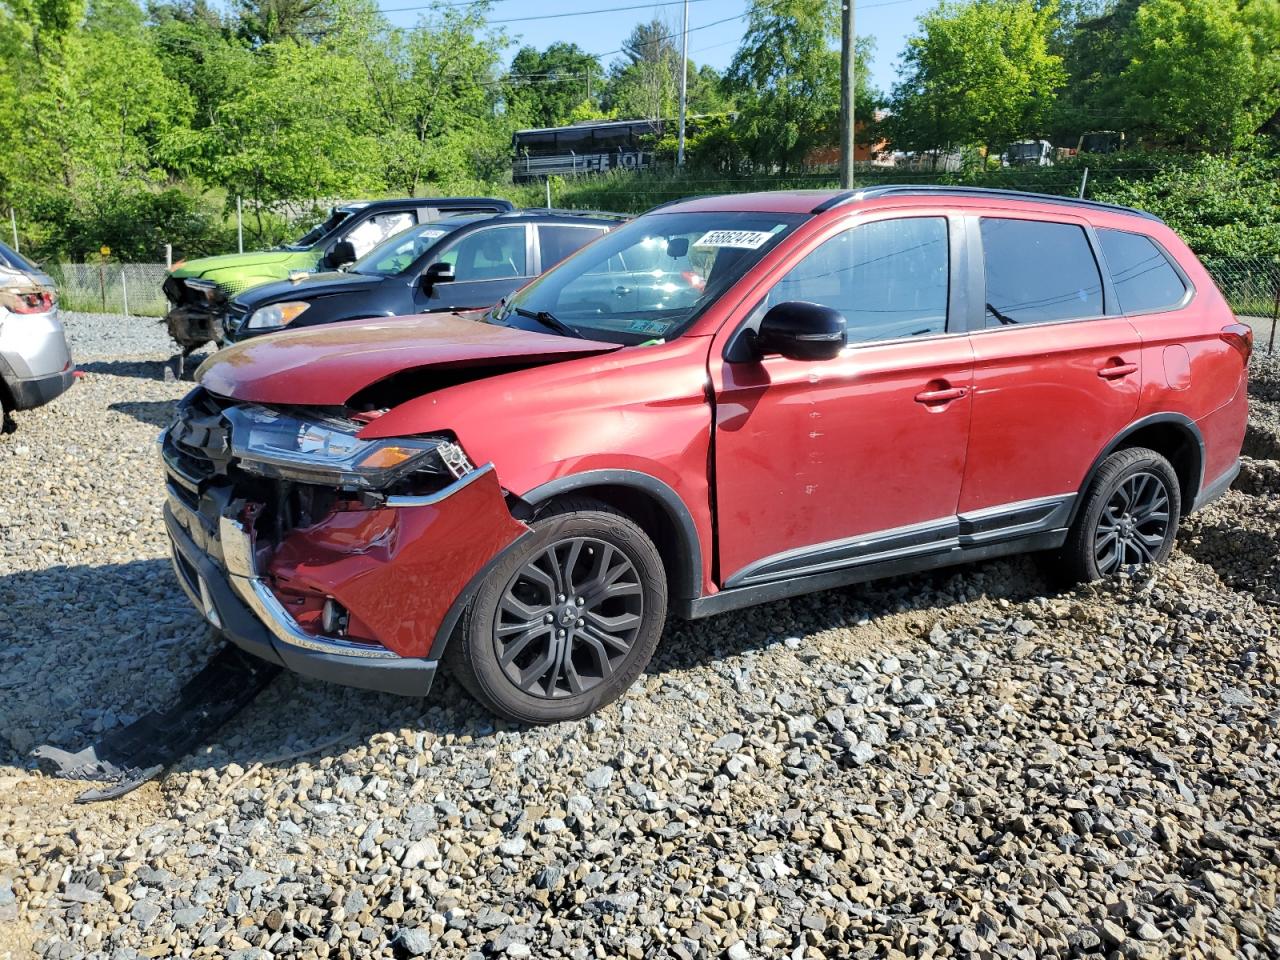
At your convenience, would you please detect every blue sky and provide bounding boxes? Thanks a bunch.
[379,0,936,99]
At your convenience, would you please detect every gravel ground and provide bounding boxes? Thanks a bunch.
[1,313,1278,960]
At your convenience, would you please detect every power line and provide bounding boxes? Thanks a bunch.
[380,0,718,19]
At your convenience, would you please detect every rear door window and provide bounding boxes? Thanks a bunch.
[538,225,605,268]
[1097,228,1187,314]
[980,218,1103,326]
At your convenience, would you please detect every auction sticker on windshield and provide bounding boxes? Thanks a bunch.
[694,230,775,250]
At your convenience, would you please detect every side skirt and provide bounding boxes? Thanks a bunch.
[677,527,1069,620]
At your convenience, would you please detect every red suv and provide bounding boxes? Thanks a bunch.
[162,187,1250,723]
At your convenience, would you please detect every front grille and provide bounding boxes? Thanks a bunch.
[163,388,237,491]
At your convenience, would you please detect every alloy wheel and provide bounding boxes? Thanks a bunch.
[1094,470,1172,574]
[493,537,644,699]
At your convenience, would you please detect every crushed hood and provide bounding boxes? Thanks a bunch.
[197,313,621,407]
[172,250,309,280]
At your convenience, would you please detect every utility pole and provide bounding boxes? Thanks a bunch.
[677,0,689,167]
[839,0,856,189]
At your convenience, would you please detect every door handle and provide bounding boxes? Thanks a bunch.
[1098,361,1139,380]
[613,285,631,297]
[914,386,968,404]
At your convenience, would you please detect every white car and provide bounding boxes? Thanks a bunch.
[0,240,73,430]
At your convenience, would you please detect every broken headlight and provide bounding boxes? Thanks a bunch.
[224,404,471,489]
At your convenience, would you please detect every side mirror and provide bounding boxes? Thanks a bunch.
[419,261,455,292]
[754,301,847,361]
[324,240,357,269]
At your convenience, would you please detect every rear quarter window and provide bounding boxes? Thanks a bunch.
[1097,228,1187,314]
[980,218,1103,326]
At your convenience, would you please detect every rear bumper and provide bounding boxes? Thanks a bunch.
[1190,458,1240,513]
[5,366,75,410]
[164,498,440,697]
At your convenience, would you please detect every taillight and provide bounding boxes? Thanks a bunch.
[1,290,54,314]
[1220,322,1253,362]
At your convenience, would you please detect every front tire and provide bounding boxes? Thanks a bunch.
[446,497,668,724]
[1055,447,1181,583]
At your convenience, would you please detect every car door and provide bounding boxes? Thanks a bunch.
[959,213,1142,517]
[416,224,534,313]
[710,211,975,589]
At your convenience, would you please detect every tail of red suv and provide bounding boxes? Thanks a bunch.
[162,186,1247,723]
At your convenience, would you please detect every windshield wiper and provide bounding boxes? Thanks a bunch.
[514,306,585,339]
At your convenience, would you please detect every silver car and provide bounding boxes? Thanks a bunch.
[0,240,73,429]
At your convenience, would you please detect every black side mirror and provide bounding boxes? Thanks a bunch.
[754,301,847,361]
[419,261,455,292]
[324,240,356,269]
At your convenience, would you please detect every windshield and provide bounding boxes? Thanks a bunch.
[286,209,352,250]
[1009,143,1041,157]
[491,211,804,344]
[351,222,462,277]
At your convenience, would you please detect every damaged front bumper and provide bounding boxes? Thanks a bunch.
[164,461,528,697]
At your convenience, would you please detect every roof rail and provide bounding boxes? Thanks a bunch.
[816,184,1162,222]
[641,196,699,215]
[507,208,632,221]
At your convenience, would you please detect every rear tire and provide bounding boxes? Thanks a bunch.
[445,497,668,724]
[1054,447,1181,584]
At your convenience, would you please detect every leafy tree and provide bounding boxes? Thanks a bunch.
[724,0,874,173]
[507,42,600,128]
[605,18,680,124]
[348,5,510,195]
[888,0,1065,160]
[235,0,333,44]
[1048,0,1141,143]
[190,38,383,236]
[1119,0,1280,149]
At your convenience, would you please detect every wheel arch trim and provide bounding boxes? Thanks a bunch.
[516,469,704,602]
[1070,412,1205,526]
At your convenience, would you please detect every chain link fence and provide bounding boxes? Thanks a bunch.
[46,263,170,317]
[1203,257,1280,353]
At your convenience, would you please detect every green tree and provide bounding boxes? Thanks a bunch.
[235,0,333,44]
[888,0,1065,160]
[604,18,680,124]
[1049,0,1141,143]
[348,6,511,194]
[190,38,383,236]
[724,0,874,173]
[507,42,600,128]
[1119,0,1279,149]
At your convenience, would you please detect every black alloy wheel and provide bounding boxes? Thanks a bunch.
[1093,471,1173,574]
[446,497,668,724]
[1055,446,1182,584]
[494,537,644,699]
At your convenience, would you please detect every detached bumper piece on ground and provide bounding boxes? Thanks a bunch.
[31,645,279,802]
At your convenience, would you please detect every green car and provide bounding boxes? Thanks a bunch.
[161,196,514,366]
